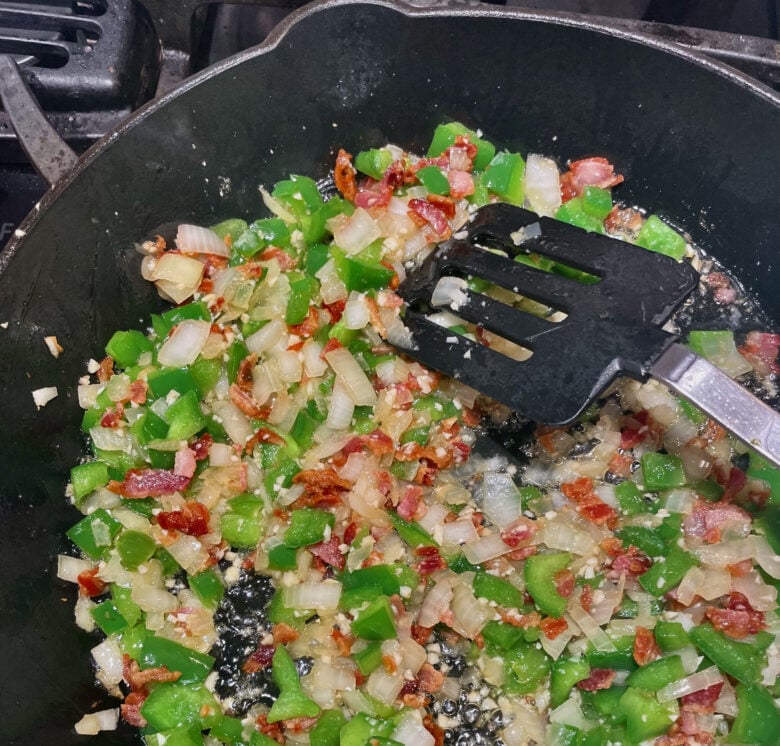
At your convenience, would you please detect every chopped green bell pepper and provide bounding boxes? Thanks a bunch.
[524,551,572,617]
[626,654,685,691]
[90,599,129,634]
[638,545,696,597]
[140,682,220,732]
[353,640,384,676]
[105,329,154,368]
[505,642,552,694]
[147,367,199,399]
[728,683,780,745]
[355,148,393,181]
[636,215,686,261]
[152,301,211,339]
[351,595,397,640]
[67,508,122,560]
[618,687,679,743]
[483,151,525,205]
[550,657,590,708]
[140,635,215,684]
[221,512,261,548]
[417,165,450,195]
[581,185,613,219]
[555,197,605,234]
[427,122,496,171]
[689,623,766,685]
[388,511,437,548]
[71,460,109,503]
[284,508,335,548]
[309,709,347,746]
[472,571,523,609]
[340,564,419,597]
[266,646,320,723]
[654,620,690,652]
[188,569,224,610]
[116,529,156,570]
[641,452,686,491]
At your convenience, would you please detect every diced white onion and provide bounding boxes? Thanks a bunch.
[418,503,449,534]
[549,698,592,730]
[691,537,755,566]
[715,678,738,716]
[450,582,492,637]
[731,569,778,611]
[212,400,252,445]
[754,534,780,578]
[524,154,562,217]
[89,426,132,452]
[157,319,211,368]
[663,488,695,514]
[32,386,58,408]
[209,442,234,467]
[382,312,416,349]
[417,579,454,628]
[57,555,93,583]
[176,223,229,256]
[245,319,285,355]
[366,669,404,705]
[333,207,382,255]
[398,637,427,675]
[676,644,702,674]
[151,253,204,301]
[566,606,616,652]
[77,383,104,409]
[131,585,178,613]
[539,518,596,556]
[91,638,125,686]
[343,295,370,329]
[74,708,119,736]
[441,517,478,547]
[431,276,469,311]
[105,373,131,402]
[276,349,303,383]
[476,472,523,528]
[325,347,377,405]
[326,379,355,431]
[657,666,723,703]
[75,595,96,632]
[462,532,512,564]
[283,580,341,610]
[167,534,209,574]
[392,709,435,746]
[677,566,731,605]
[302,338,328,377]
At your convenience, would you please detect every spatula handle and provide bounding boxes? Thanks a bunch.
[650,342,780,469]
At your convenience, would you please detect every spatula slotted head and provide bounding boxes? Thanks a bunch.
[398,203,699,424]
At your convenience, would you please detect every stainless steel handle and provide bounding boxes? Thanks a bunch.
[650,342,780,468]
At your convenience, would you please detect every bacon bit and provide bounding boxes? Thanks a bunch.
[320,337,343,359]
[125,660,182,691]
[395,442,454,470]
[507,545,538,561]
[236,353,258,393]
[610,544,653,578]
[682,500,751,543]
[100,402,125,428]
[576,668,616,691]
[382,654,398,674]
[540,616,568,640]
[500,517,538,548]
[681,681,723,712]
[77,567,107,597]
[156,501,210,536]
[229,383,267,419]
[720,466,748,504]
[96,356,114,383]
[727,558,753,577]
[272,623,300,644]
[560,157,623,202]
[309,535,345,571]
[580,583,593,613]
[331,626,354,656]
[128,379,148,404]
[448,169,475,199]
[256,714,285,744]
[191,432,213,462]
[423,713,446,746]
[362,429,394,456]
[343,521,359,546]
[702,418,726,444]
[397,484,424,521]
[288,305,319,338]
[620,426,645,450]
[705,591,766,639]
[293,468,351,494]
[282,716,320,734]
[120,690,148,728]
[243,644,275,674]
[408,198,451,239]
[426,193,456,218]
[109,468,191,498]
[501,609,541,629]
[418,662,445,693]
[334,148,357,201]
[633,626,661,665]
[561,476,618,530]
[739,331,780,376]
[411,624,433,645]
[245,426,286,454]
[554,569,575,599]
[413,545,447,576]
[604,205,644,237]
[174,447,198,479]
[260,245,297,271]
[402,691,428,709]
[607,451,634,478]
[237,261,265,279]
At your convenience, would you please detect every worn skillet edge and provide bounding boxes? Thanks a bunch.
[0,0,778,279]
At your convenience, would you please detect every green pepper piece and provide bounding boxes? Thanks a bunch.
[472,572,523,609]
[253,216,292,248]
[615,481,653,515]
[411,393,459,421]
[164,389,208,440]
[211,218,248,244]
[105,329,154,368]
[387,511,438,548]
[355,148,393,181]
[638,546,697,597]
[550,657,590,708]
[67,508,122,560]
[691,478,725,503]
[505,642,552,694]
[626,655,685,691]
[268,543,298,571]
[302,198,352,246]
[140,682,220,732]
[353,640,384,676]
[677,397,707,425]
[615,525,666,557]
[90,600,129,634]
[284,508,335,548]
[231,228,263,261]
[221,512,261,548]
[654,621,690,652]
[226,340,249,385]
[619,687,679,743]
[330,246,395,293]
[555,197,605,234]
[400,425,430,446]
[81,407,102,434]
[340,585,383,611]
[417,164,450,195]
[587,686,627,724]
[689,623,765,685]
[587,647,638,672]
[636,215,686,261]
[188,569,224,610]
[147,367,199,399]
[112,584,142,627]
[308,709,347,746]
[351,595,397,640]
[272,175,322,216]
[581,185,613,219]
[145,728,204,746]
[340,564,419,596]
[140,635,215,685]
[524,552,572,617]
[483,151,526,205]
[286,273,318,325]
[427,122,496,171]
[189,357,222,397]
[641,452,686,491]
[152,301,212,339]
[481,621,526,652]
[339,712,397,745]
[728,683,780,745]
[749,452,780,506]
[267,646,320,723]
[304,242,331,276]
[71,461,110,503]
[116,530,156,570]
[131,409,168,446]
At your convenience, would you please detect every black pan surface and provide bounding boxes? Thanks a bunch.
[0,1,778,742]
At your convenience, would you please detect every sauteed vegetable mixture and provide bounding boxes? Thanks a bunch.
[61,123,780,745]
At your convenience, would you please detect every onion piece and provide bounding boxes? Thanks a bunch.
[302,338,328,377]
[476,472,523,528]
[131,585,178,613]
[691,537,755,566]
[176,223,229,256]
[326,378,355,431]
[566,605,617,652]
[657,666,723,703]
[343,295,370,330]
[462,532,512,564]
[91,638,124,687]
[77,383,104,409]
[392,710,435,746]
[450,582,492,637]
[74,708,119,736]
[245,319,285,355]
[151,253,204,303]
[57,555,94,583]
[366,669,404,705]
[417,579,454,628]
[441,517,478,547]
[332,207,382,254]
[283,580,341,610]
[212,400,252,445]
[157,319,211,368]
[209,442,234,467]
[524,154,562,217]
[540,518,596,556]
[731,569,777,611]
[88,426,132,452]
[754,534,780,579]
[325,347,377,405]
[431,276,469,311]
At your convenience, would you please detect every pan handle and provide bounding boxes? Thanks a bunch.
[0,56,78,188]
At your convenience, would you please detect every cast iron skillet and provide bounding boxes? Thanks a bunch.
[0,1,778,742]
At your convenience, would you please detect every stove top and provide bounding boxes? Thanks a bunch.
[0,0,778,247]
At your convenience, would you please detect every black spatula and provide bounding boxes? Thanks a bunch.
[396,203,780,467]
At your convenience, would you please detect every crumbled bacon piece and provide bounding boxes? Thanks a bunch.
[96,356,114,383]
[191,432,213,462]
[408,198,451,239]
[554,569,575,599]
[418,662,445,693]
[739,331,780,376]
[156,500,210,536]
[423,713,446,746]
[580,583,593,613]
[610,544,653,578]
[128,379,148,404]
[282,716,319,733]
[243,644,275,673]
[109,468,191,498]
[256,714,284,743]
[272,623,300,644]
[413,545,447,576]
[77,567,107,597]
[681,682,724,712]
[334,148,357,201]
[309,535,345,571]
[540,616,568,640]
[173,447,197,479]
[397,484,424,521]
[576,668,616,691]
[320,337,343,359]
[120,690,148,728]
[411,624,433,645]
[705,591,766,639]
[447,169,475,199]
[604,205,644,237]
[229,383,267,419]
[293,467,351,494]
[500,517,538,548]
[426,193,456,218]
[288,305,319,338]
[633,626,661,665]
[683,500,751,543]
[124,656,181,690]
[561,476,618,530]
[236,352,258,393]
[245,427,286,454]
[100,403,125,428]
[331,627,354,656]
[560,157,623,202]
[259,245,297,270]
